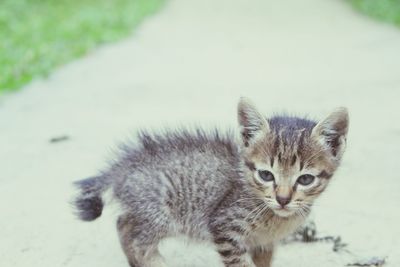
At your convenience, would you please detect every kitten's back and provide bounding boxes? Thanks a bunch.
[75,128,243,231]
[113,129,241,204]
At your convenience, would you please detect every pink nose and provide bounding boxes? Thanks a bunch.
[276,196,291,207]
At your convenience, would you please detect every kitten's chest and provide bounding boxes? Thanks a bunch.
[245,215,304,248]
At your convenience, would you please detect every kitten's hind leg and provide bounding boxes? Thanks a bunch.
[117,214,168,267]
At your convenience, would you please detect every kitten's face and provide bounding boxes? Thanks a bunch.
[238,98,349,218]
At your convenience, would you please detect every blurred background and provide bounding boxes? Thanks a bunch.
[1,0,400,266]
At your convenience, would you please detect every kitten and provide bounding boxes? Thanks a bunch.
[73,97,349,267]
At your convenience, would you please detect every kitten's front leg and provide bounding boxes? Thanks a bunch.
[251,247,274,267]
[213,235,256,267]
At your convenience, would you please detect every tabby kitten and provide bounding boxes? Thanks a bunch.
[74,98,349,267]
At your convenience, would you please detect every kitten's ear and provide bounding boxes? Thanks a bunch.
[311,107,349,158]
[237,97,270,147]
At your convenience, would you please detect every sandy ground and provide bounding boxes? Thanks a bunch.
[1,0,400,266]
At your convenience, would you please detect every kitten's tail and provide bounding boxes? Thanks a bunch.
[73,175,111,221]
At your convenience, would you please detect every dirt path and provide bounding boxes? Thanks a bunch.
[1,0,400,266]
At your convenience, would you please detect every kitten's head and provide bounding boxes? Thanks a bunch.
[238,97,349,218]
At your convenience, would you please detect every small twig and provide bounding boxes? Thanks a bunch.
[284,221,387,266]
[346,257,387,266]
[284,221,348,253]
[49,135,70,143]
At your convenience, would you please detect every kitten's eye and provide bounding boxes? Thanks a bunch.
[296,174,315,186]
[258,170,275,182]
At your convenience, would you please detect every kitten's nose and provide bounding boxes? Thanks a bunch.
[276,195,291,207]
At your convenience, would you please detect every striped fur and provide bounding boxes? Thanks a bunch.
[73,98,348,267]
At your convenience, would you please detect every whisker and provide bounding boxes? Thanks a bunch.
[244,203,264,223]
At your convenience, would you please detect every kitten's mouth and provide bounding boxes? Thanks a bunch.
[273,207,296,217]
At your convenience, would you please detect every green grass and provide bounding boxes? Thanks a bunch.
[349,0,400,27]
[0,0,164,92]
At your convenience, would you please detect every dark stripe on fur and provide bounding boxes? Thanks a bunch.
[218,248,245,257]
[291,155,297,166]
[317,170,333,179]
[214,236,239,247]
[245,161,256,171]
[223,257,241,265]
